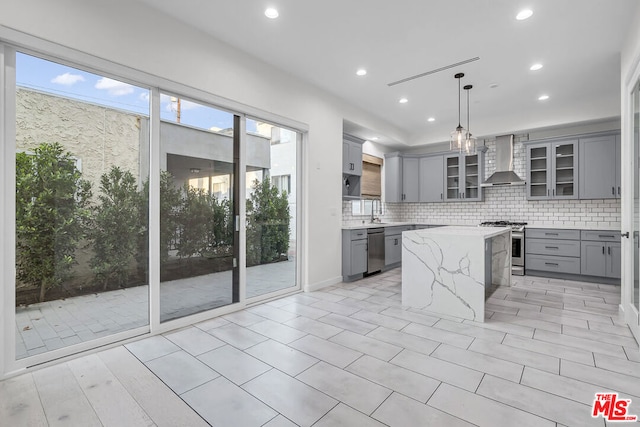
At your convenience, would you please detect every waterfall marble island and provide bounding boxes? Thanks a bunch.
[401,226,511,322]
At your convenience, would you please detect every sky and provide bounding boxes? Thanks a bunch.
[16,51,256,132]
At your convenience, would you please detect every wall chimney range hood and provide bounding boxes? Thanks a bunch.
[481,134,526,187]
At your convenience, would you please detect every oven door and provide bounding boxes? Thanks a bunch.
[512,231,525,275]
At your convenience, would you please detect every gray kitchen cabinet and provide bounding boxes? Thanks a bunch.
[580,241,609,277]
[580,230,621,279]
[343,139,363,175]
[384,225,412,266]
[343,137,363,200]
[385,235,402,265]
[384,154,420,202]
[443,151,484,201]
[342,229,367,280]
[579,133,621,199]
[526,228,581,275]
[526,139,578,200]
[384,154,402,202]
[609,242,621,279]
[419,155,444,202]
[401,157,420,202]
[350,239,368,275]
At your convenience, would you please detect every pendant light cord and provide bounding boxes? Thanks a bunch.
[466,86,470,137]
[458,77,462,128]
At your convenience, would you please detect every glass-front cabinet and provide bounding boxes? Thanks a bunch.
[443,151,484,201]
[526,140,578,200]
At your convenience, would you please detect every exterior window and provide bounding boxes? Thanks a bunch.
[272,174,291,194]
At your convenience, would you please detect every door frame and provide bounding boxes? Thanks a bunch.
[621,48,640,345]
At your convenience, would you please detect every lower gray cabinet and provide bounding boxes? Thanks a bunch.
[580,231,620,279]
[526,228,581,275]
[580,241,608,277]
[609,243,621,279]
[385,235,402,265]
[350,239,368,275]
[342,229,367,279]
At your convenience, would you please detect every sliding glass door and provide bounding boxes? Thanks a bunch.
[14,52,150,359]
[159,94,239,322]
[245,119,299,299]
[2,44,302,372]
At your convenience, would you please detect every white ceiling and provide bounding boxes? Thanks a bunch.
[135,0,637,148]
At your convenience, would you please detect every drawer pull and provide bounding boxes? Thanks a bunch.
[545,233,559,236]
[545,246,559,249]
[598,235,614,238]
[544,262,559,266]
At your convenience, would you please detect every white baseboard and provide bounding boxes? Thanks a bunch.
[304,276,342,292]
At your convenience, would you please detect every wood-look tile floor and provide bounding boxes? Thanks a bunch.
[2,269,639,426]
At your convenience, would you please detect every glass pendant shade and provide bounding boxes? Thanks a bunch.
[463,83,477,154]
[450,125,466,152]
[464,132,477,154]
[450,73,465,153]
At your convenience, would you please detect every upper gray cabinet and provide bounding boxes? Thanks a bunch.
[419,155,444,202]
[385,150,482,203]
[343,137,363,200]
[443,151,484,201]
[526,139,578,200]
[384,154,420,202]
[401,157,420,202]
[343,139,363,176]
[384,154,402,202]
[579,133,621,199]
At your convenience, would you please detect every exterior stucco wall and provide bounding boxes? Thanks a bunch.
[16,87,144,192]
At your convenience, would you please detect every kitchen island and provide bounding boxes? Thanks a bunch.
[401,226,511,322]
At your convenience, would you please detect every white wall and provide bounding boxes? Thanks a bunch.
[0,0,408,290]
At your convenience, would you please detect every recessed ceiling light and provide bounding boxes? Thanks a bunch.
[264,8,279,19]
[427,117,435,122]
[356,69,367,76]
[538,94,550,101]
[399,98,408,104]
[516,9,533,20]
[530,63,543,71]
[371,137,379,141]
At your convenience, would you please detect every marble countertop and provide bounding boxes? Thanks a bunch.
[342,222,426,230]
[405,225,511,239]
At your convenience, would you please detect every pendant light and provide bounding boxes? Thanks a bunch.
[463,84,477,154]
[450,73,467,152]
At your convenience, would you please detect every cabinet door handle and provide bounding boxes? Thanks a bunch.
[547,189,550,196]
[553,189,555,196]
[602,246,605,254]
[545,262,559,266]
[395,238,398,245]
[612,186,615,195]
[545,246,559,249]
[618,186,621,195]
[440,193,443,200]
[608,246,611,255]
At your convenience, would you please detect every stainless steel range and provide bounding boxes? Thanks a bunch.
[479,221,526,276]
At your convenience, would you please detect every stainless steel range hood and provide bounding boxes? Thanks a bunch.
[481,134,525,186]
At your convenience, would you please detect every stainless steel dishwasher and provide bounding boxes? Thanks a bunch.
[367,228,385,274]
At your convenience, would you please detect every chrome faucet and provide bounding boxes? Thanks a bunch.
[370,199,380,223]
